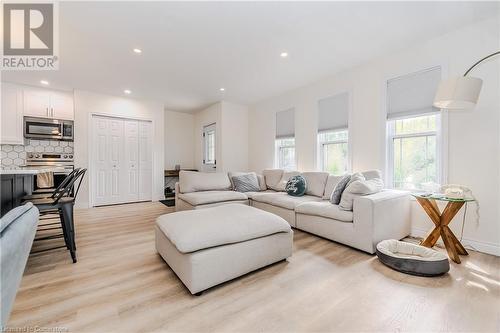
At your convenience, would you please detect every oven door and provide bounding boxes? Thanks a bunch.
[24,117,63,140]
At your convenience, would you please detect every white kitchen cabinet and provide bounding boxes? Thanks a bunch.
[50,91,74,120]
[1,83,24,145]
[23,86,74,120]
[24,87,51,118]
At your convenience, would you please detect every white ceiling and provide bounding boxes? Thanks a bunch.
[2,1,497,112]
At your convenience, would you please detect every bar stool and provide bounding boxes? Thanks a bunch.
[25,169,86,263]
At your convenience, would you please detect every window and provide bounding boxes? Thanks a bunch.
[387,114,441,190]
[275,108,296,169]
[386,67,442,190]
[203,124,216,166]
[317,92,349,174]
[318,129,348,175]
[387,114,440,190]
[275,137,296,170]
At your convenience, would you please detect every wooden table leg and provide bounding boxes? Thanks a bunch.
[417,198,441,248]
[440,225,461,263]
[416,198,468,264]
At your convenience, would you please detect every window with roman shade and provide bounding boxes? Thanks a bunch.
[275,108,296,170]
[317,92,349,174]
[275,108,295,139]
[387,66,441,120]
[318,92,349,132]
[386,66,443,190]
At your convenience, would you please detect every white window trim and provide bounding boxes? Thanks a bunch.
[386,113,445,191]
[203,123,216,166]
[317,128,350,174]
[275,137,296,170]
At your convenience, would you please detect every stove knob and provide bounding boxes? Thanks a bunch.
[69,155,73,159]
[28,154,33,158]
[63,155,68,158]
[35,154,40,158]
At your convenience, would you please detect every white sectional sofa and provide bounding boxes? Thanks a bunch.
[175,170,410,254]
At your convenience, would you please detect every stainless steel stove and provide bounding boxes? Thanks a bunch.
[25,153,74,174]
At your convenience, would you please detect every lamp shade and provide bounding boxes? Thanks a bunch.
[433,76,483,110]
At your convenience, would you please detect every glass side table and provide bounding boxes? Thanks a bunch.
[413,194,475,264]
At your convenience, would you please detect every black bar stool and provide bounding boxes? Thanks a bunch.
[26,169,86,263]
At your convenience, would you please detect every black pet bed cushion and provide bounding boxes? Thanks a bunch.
[376,239,450,277]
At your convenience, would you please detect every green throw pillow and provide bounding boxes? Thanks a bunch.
[286,175,307,197]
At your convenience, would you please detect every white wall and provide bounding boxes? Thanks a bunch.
[164,110,195,170]
[249,18,500,255]
[194,102,222,172]
[220,101,249,172]
[74,90,165,208]
[193,101,249,172]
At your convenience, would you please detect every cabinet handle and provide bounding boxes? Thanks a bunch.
[46,107,49,117]
[51,107,54,117]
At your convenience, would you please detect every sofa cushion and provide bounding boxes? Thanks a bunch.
[178,191,247,206]
[295,201,353,222]
[230,173,261,192]
[257,174,267,191]
[179,171,231,193]
[251,192,321,210]
[323,175,343,199]
[245,190,276,199]
[274,171,301,191]
[262,169,284,190]
[156,204,291,253]
[301,172,329,197]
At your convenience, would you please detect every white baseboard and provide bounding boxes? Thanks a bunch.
[411,227,500,257]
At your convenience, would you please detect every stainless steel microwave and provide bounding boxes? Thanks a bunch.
[24,116,74,141]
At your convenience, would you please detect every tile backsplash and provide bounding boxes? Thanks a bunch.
[0,139,74,169]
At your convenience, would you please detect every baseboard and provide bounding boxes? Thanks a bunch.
[411,227,500,257]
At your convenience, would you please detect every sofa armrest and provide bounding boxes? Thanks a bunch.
[353,190,411,253]
[175,182,180,210]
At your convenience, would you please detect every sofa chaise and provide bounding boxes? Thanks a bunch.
[175,170,410,254]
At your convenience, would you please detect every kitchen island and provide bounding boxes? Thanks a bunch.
[0,168,63,217]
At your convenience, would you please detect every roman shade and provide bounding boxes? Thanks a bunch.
[318,92,349,132]
[276,108,295,139]
[387,66,441,119]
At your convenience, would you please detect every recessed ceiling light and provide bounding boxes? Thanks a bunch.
[219,88,225,92]
[40,80,49,85]
[280,52,288,58]
[124,89,131,94]
[133,48,142,54]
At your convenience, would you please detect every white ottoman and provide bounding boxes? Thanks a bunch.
[155,204,293,295]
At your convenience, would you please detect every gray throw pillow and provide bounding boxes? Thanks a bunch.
[231,173,261,192]
[330,174,351,204]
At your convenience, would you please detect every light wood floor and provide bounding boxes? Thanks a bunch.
[7,202,500,332]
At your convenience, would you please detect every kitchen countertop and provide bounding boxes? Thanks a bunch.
[0,167,66,175]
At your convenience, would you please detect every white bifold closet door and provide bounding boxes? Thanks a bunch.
[92,115,152,206]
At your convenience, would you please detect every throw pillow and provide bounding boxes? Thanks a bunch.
[285,175,307,197]
[329,174,351,204]
[339,178,384,211]
[231,173,261,192]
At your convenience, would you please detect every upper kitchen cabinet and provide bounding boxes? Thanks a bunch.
[1,83,24,145]
[23,86,74,120]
